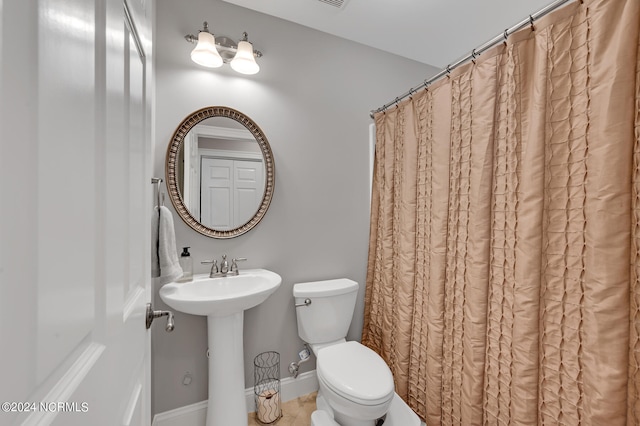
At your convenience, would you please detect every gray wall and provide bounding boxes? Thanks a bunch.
[152,0,438,415]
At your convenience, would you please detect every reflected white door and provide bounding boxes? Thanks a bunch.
[201,158,234,230]
[0,0,154,425]
[201,158,264,230]
[234,160,265,226]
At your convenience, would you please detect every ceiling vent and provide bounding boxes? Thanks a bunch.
[317,0,350,9]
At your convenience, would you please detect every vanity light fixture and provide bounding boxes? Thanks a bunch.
[185,22,262,75]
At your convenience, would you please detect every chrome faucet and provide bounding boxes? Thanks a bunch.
[201,255,247,278]
[220,255,229,274]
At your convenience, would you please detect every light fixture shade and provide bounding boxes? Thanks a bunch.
[230,40,260,75]
[191,31,223,68]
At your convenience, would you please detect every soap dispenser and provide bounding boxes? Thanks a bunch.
[177,247,193,282]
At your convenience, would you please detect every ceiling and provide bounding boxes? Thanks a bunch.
[222,0,557,68]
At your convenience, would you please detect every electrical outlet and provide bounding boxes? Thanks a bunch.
[183,372,192,386]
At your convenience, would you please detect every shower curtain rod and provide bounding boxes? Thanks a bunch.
[370,0,576,118]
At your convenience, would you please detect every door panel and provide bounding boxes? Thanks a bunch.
[201,158,234,230]
[234,160,264,226]
[36,0,97,386]
[125,13,146,314]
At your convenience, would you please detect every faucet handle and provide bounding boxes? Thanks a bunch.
[230,257,247,272]
[201,259,219,273]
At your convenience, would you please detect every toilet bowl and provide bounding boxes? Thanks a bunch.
[293,279,396,426]
[316,341,394,425]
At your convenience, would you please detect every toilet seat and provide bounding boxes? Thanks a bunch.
[317,341,394,406]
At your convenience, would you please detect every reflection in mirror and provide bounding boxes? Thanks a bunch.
[166,106,275,239]
[177,117,264,230]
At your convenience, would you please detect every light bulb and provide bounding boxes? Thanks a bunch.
[230,40,260,75]
[190,31,223,68]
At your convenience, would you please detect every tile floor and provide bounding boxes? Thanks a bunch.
[248,392,317,426]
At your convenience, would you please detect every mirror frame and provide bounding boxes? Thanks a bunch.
[166,106,275,239]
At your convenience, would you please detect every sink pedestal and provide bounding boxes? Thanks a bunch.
[206,312,247,426]
[158,270,282,426]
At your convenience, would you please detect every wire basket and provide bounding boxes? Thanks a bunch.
[254,351,282,424]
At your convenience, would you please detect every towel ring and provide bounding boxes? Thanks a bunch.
[152,177,164,208]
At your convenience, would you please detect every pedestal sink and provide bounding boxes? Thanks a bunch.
[159,269,282,426]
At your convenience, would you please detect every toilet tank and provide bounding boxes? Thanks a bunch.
[293,279,359,345]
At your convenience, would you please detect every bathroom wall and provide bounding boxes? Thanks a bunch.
[153,0,439,415]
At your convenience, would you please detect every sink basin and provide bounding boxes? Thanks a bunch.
[158,268,282,426]
[159,268,282,317]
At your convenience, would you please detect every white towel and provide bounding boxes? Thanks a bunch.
[151,206,183,284]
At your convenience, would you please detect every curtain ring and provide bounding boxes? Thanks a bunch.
[503,29,509,45]
[529,15,535,31]
[471,48,478,64]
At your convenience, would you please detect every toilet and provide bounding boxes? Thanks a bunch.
[294,278,420,426]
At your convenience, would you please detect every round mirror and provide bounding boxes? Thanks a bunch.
[166,106,275,238]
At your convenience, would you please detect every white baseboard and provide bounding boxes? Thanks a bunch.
[152,400,208,426]
[152,370,318,426]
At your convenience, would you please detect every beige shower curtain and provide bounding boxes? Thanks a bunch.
[362,0,640,424]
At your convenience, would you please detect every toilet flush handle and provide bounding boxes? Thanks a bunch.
[295,298,312,308]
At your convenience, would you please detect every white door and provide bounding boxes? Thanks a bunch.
[234,160,265,226]
[200,158,264,229]
[201,158,235,230]
[0,0,154,425]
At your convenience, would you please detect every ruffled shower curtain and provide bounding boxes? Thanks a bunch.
[362,0,640,424]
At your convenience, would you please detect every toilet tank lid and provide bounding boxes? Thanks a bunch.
[293,279,358,298]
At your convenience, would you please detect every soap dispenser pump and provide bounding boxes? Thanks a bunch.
[177,247,193,282]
